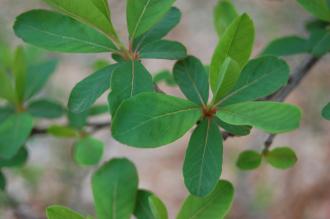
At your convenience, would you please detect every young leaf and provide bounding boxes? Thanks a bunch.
[48,125,79,138]
[149,195,168,219]
[216,118,251,136]
[13,46,27,103]
[0,147,28,168]
[138,40,187,60]
[127,0,175,39]
[265,147,297,169]
[236,150,262,170]
[14,10,117,53]
[27,99,65,119]
[177,180,234,219]
[210,13,254,94]
[173,56,209,105]
[0,69,16,104]
[112,93,201,148]
[183,118,223,197]
[69,64,118,113]
[218,56,289,106]
[92,158,138,219]
[297,0,330,22]
[217,101,301,134]
[213,0,238,37]
[261,36,309,56]
[322,102,330,120]
[46,205,85,219]
[134,190,155,219]
[0,113,33,159]
[74,137,104,166]
[153,70,176,86]
[109,61,154,115]
[0,171,5,191]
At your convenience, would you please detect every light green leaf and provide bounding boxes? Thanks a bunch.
[177,180,234,219]
[0,69,16,104]
[14,10,117,53]
[46,205,85,219]
[149,195,168,219]
[183,118,223,197]
[153,70,176,86]
[27,99,65,119]
[173,56,209,105]
[47,125,79,138]
[213,0,238,37]
[13,46,27,103]
[92,59,111,71]
[0,147,28,168]
[139,40,187,60]
[217,101,301,134]
[134,190,155,219]
[261,36,309,56]
[216,118,251,136]
[92,158,138,219]
[90,0,111,20]
[127,0,175,39]
[109,61,154,115]
[265,147,297,169]
[236,150,262,170]
[322,102,330,120]
[0,171,5,191]
[69,64,118,113]
[112,93,201,148]
[210,13,254,94]
[74,137,103,166]
[0,113,33,159]
[218,56,289,106]
[297,0,330,22]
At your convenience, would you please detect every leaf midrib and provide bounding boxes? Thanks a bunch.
[131,0,152,39]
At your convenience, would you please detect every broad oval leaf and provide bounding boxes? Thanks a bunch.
[177,180,234,219]
[213,0,238,37]
[265,147,297,169]
[138,40,187,60]
[127,0,175,39]
[217,101,301,134]
[173,56,209,105]
[297,0,330,22]
[14,10,117,53]
[46,205,85,219]
[236,150,262,170]
[27,99,65,119]
[112,93,201,148]
[149,195,168,219]
[261,36,309,56]
[0,147,28,168]
[183,118,223,197]
[92,158,138,219]
[322,102,330,120]
[74,137,104,166]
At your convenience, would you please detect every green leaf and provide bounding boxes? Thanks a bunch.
[68,111,88,130]
[133,7,181,49]
[177,180,234,219]
[149,195,168,219]
[0,147,28,168]
[297,0,330,22]
[139,40,187,60]
[173,56,209,105]
[46,205,85,219]
[218,56,289,106]
[89,104,109,116]
[308,29,330,57]
[262,36,309,56]
[0,69,16,104]
[217,101,301,134]
[44,0,118,38]
[27,99,65,119]
[0,113,33,159]
[210,13,255,94]
[236,150,262,170]
[92,59,111,71]
[109,61,154,115]
[47,125,79,138]
[0,106,15,123]
[265,147,297,169]
[24,59,58,100]
[153,70,176,86]
[112,93,201,148]
[74,137,104,166]
[0,42,12,71]
[92,158,138,219]
[69,64,117,113]
[127,0,175,39]
[216,118,251,136]
[14,10,117,53]
[322,102,330,120]
[213,0,238,37]
[0,171,5,191]
[183,118,223,197]
[134,190,155,219]
[13,46,27,103]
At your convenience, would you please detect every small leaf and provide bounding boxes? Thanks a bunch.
[92,158,138,219]
[173,56,209,105]
[265,147,297,169]
[14,10,117,53]
[0,171,6,191]
[216,118,251,136]
[47,125,79,138]
[13,46,27,103]
[213,0,238,37]
[183,118,223,197]
[139,40,187,60]
[217,101,301,134]
[322,102,330,120]
[74,137,104,166]
[134,190,155,219]
[89,104,109,116]
[69,64,118,113]
[153,70,176,86]
[46,205,85,219]
[236,150,262,170]
[27,99,65,119]
[261,36,309,56]
[112,93,201,148]
[0,147,28,168]
[127,0,175,39]
[297,0,330,22]
[149,195,168,219]
[177,180,234,219]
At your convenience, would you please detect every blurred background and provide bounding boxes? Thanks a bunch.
[0,0,330,218]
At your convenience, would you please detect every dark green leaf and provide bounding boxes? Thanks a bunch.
[0,106,15,123]
[153,70,176,86]
[47,125,79,138]
[216,118,251,136]
[297,0,330,22]
[0,147,28,168]
[46,205,85,219]
[112,54,126,63]
[134,190,155,219]
[139,40,187,60]
[112,93,201,148]
[0,171,5,191]
[149,195,168,219]
[68,111,88,130]
[265,147,297,169]
[74,137,104,166]
[92,158,138,219]
[236,150,262,170]
[14,10,117,53]
[322,102,330,120]
[261,36,309,56]
[27,99,65,119]
[213,0,238,37]
[89,104,109,116]
[173,56,209,105]
[13,46,27,103]
[183,118,223,197]
[177,180,234,219]
[308,29,330,56]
